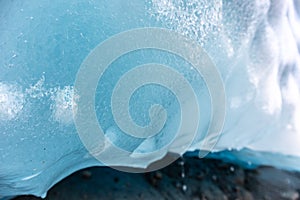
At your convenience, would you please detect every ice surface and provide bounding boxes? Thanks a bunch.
[0,0,300,198]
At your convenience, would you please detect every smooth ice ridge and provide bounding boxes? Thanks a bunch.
[1,0,300,198]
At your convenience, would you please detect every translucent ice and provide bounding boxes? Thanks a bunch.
[1,0,300,198]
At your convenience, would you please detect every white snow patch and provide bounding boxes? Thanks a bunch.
[0,83,25,120]
[25,75,46,99]
[50,86,78,125]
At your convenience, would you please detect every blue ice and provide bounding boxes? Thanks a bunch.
[0,0,300,198]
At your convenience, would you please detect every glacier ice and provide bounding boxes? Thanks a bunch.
[0,0,300,198]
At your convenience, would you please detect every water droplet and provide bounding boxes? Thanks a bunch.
[181,172,185,178]
[212,175,217,181]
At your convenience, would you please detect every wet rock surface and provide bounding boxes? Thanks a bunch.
[13,157,300,200]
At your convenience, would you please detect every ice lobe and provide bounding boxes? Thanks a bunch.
[0,0,300,199]
[150,0,300,159]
